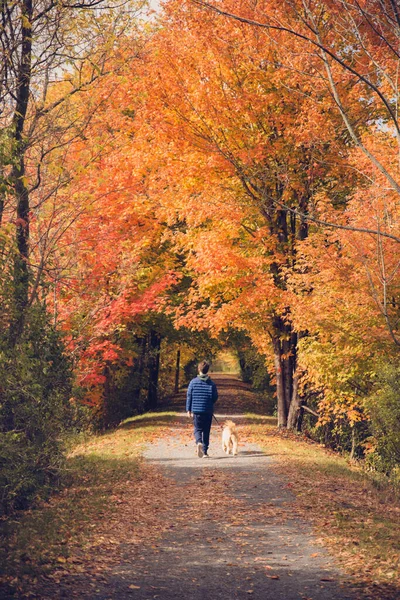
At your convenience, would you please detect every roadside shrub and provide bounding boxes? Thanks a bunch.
[365,363,400,476]
[305,416,370,458]
[0,307,72,515]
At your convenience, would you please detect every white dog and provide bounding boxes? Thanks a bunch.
[222,420,238,456]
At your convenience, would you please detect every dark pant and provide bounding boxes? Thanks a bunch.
[193,413,213,454]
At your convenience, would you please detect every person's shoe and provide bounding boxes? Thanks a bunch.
[202,452,210,458]
[197,442,204,458]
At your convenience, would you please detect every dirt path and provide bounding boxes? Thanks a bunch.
[22,376,370,599]
[136,430,357,600]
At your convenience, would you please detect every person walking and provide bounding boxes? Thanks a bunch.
[186,360,218,458]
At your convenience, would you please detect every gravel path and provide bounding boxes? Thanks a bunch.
[121,425,358,600]
[22,376,367,600]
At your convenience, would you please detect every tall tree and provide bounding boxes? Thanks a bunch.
[0,0,145,340]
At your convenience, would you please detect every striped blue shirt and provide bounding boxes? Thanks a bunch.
[186,376,218,414]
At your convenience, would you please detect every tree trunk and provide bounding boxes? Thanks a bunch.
[10,167,30,341]
[296,405,305,432]
[147,330,161,410]
[266,196,309,428]
[267,204,300,427]
[174,348,180,393]
[287,371,302,429]
[103,364,112,429]
[350,427,357,460]
[273,336,287,427]
[9,0,33,343]
[0,185,4,227]
[272,314,297,427]
[131,336,147,413]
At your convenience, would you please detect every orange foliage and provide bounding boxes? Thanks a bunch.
[33,0,400,424]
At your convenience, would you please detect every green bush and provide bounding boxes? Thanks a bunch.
[365,363,400,475]
[305,416,370,459]
[0,307,73,515]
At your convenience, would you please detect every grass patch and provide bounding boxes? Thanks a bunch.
[0,412,178,597]
[244,419,400,595]
[122,410,178,424]
[119,411,179,430]
[244,413,278,426]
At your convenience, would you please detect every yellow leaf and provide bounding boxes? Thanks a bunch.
[57,556,67,563]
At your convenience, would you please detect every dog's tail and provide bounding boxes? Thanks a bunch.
[224,419,236,430]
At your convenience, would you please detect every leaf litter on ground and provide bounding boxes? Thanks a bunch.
[1,401,400,600]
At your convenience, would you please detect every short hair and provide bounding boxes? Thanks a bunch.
[198,360,210,374]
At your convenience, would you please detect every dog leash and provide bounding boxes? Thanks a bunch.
[212,414,222,427]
